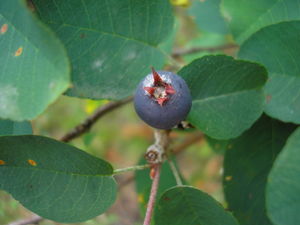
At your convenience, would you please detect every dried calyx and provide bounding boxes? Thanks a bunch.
[143,67,176,106]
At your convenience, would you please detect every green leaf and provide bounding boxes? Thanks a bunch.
[189,0,228,34]
[239,21,300,124]
[158,19,178,54]
[223,115,295,225]
[179,55,267,139]
[0,0,70,120]
[33,0,174,100]
[0,135,116,223]
[0,119,32,135]
[155,186,239,225]
[222,0,300,43]
[267,127,300,225]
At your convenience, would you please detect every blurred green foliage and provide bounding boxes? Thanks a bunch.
[0,96,222,225]
[1,1,232,224]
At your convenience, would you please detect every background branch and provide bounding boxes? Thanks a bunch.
[8,215,41,225]
[172,131,203,155]
[60,96,133,142]
[172,43,239,57]
[116,174,135,189]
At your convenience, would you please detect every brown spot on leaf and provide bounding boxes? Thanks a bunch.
[1,24,8,34]
[266,95,272,103]
[26,0,36,12]
[15,47,23,56]
[249,193,253,199]
[163,196,171,201]
[28,159,37,166]
[80,33,86,39]
[138,194,145,204]
[225,176,232,181]
[0,160,5,165]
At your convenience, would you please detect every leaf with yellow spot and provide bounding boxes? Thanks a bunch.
[225,176,232,181]
[14,47,23,56]
[0,0,70,120]
[33,0,174,100]
[0,24,8,34]
[137,194,145,204]
[223,115,296,225]
[0,135,117,223]
[27,159,37,166]
[267,127,300,225]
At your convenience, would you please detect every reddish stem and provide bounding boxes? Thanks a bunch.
[143,164,161,225]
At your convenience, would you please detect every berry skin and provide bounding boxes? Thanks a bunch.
[134,68,192,130]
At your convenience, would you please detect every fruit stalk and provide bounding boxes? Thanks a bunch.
[145,129,170,164]
[168,159,183,186]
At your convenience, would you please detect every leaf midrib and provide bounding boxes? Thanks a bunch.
[47,21,161,50]
[192,88,261,104]
[0,165,112,177]
[179,187,204,224]
[176,186,235,224]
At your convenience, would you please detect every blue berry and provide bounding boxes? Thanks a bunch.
[134,68,192,129]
